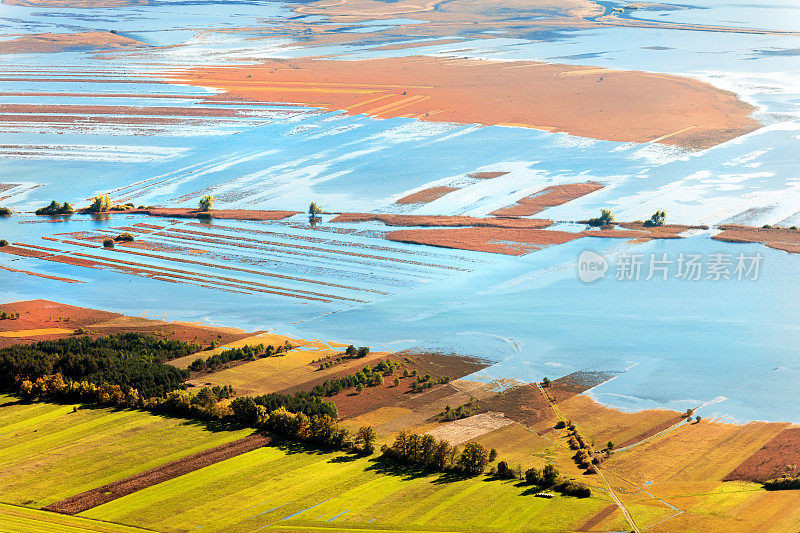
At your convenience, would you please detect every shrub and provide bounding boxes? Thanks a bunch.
[495,460,516,479]
[0,239,7,247]
[103,238,115,248]
[308,202,323,215]
[554,479,591,498]
[488,448,497,462]
[114,232,134,242]
[764,476,800,491]
[555,420,566,429]
[0,207,11,216]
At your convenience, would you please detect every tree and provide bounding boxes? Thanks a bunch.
[588,209,614,227]
[488,448,498,462]
[355,383,364,394]
[103,238,115,248]
[644,210,666,227]
[607,441,614,451]
[345,345,357,357]
[457,442,489,475]
[525,467,543,485]
[357,346,370,358]
[198,195,215,212]
[309,202,323,215]
[355,426,376,454]
[496,461,515,479]
[230,396,261,425]
[393,377,400,387]
[694,415,702,424]
[542,463,559,486]
[542,377,551,387]
[89,194,111,213]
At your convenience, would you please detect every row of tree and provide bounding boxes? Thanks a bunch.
[310,359,399,397]
[381,431,490,475]
[188,342,293,373]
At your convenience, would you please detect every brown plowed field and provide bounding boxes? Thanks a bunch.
[331,213,552,229]
[724,428,800,482]
[490,182,603,216]
[713,224,800,254]
[386,226,581,255]
[395,186,459,204]
[84,208,300,222]
[176,56,759,149]
[43,433,271,515]
[0,299,255,348]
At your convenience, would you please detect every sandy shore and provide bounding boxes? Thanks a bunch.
[178,56,758,149]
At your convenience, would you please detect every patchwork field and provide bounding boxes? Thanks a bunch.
[79,441,613,533]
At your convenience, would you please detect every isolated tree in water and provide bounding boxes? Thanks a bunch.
[198,195,215,212]
[644,210,667,227]
[198,195,215,211]
[588,208,615,227]
[89,194,111,212]
[308,202,323,215]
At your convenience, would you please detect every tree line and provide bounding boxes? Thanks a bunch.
[311,359,399,397]
[189,341,293,373]
[381,431,490,475]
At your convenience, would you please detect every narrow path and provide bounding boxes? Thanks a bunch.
[597,469,640,533]
[532,382,640,533]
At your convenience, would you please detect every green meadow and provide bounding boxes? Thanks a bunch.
[0,503,150,533]
[0,394,251,507]
[82,441,616,532]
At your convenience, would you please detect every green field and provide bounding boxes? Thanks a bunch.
[0,394,251,507]
[0,503,151,533]
[81,440,615,532]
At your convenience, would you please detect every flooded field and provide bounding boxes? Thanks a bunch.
[1,0,799,424]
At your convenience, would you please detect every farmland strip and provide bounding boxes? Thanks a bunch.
[43,433,271,515]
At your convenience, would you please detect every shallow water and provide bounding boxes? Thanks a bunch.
[1,0,800,423]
